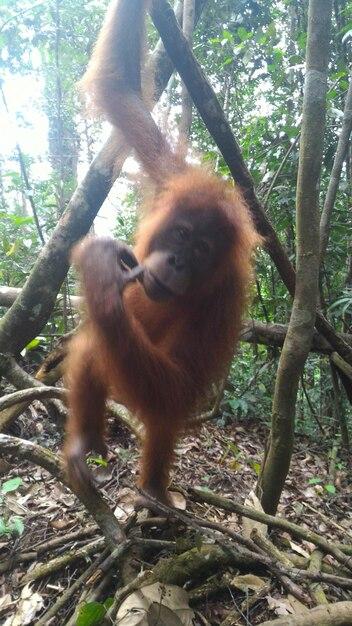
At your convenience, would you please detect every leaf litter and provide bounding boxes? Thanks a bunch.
[0,411,351,624]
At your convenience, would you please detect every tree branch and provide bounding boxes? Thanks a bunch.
[240,320,352,354]
[0,353,66,431]
[0,386,66,411]
[263,133,300,210]
[189,486,352,563]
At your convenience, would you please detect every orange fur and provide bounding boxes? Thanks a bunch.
[65,0,261,504]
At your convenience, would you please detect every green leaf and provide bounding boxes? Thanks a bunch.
[87,455,108,468]
[342,29,352,43]
[5,241,17,257]
[9,517,24,536]
[237,26,251,42]
[266,22,277,39]
[251,462,261,476]
[76,602,106,626]
[308,478,322,485]
[228,398,249,415]
[329,296,352,313]
[0,518,9,536]
[103,598,114,610]
[1,477,22,494]
[331,70,347,80]
[297,32,307,50]
[11,215,34,226]
[324,484,336,494]
[25,338,41,351]
[221,29,233,42]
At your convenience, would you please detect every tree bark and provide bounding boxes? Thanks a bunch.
[258,0,332,515]
[240,320,352,354]
[259,602,352,626]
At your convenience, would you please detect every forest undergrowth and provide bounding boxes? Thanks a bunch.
[1,407,351,625]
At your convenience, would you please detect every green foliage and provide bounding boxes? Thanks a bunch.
[76,602,106,626]
[76,598,113,626]
[87,455,108,469]
[324,483,336,494]
[0,516,24,537]
[0,477,24,537]
[0,209,39,285]
[308,477,337,496]
[1,477,22,494]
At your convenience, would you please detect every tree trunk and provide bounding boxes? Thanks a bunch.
[258,0,332,515]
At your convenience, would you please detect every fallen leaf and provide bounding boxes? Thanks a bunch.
[231,574,266,592]
[289,541,310,558]
[176,441,199,455]
[266,595,294,617]
[50,518,73,530]
[171,491,187,510]
[114,488,136,520]
[228,460,242,471]
[4,584,44,626]
[5,495,28,516]
[0,594,12,610]
[302,487,317,499]
[117,583,195,626]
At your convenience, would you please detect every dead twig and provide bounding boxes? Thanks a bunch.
[303,501,352,542]
[139,491,352,592]
[0,354,66,430]
[189,487,352,569]
[259,600,352,626]
[0,386,66,411]
[219,581,272,626]
[22,538,105,585]
[308,550,328,606]
[251,529,311,605]
[36,547,110,626]
[0,525,99,574]
[105,571,153,622]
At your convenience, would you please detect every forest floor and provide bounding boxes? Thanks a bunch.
[0,407,351,625]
